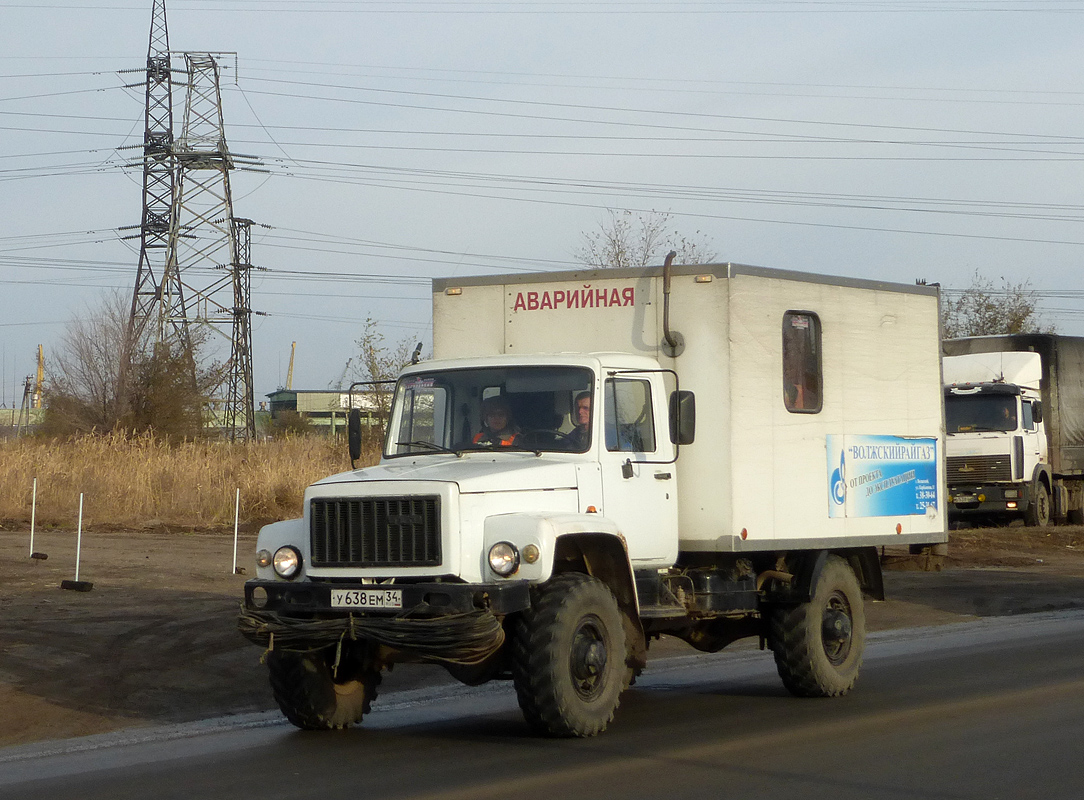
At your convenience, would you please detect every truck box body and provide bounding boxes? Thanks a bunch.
[434,263,946,553]
[943,334,1084,476]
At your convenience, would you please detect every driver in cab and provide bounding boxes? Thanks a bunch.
[473,396,520,447]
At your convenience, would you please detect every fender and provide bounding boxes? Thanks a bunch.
[253,518,305,581]
[1030,463,1051,490]
[483,512,646,669]
[482,512,625,585]
[770,547,884,604]
[1030,463,1052,499]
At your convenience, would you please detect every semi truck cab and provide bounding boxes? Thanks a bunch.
[944,350,1052,526]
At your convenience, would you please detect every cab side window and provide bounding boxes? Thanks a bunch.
[604,379,656,453]
[1022,401,1035,431]
[782,311,822,414]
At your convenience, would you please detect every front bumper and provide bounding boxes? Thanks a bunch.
[242,578,531,617]
[239,579,530,665]
[947,483,1030,518]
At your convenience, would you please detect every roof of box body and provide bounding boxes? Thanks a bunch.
[432,262,940,298]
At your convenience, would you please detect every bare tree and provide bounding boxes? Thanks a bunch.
[44,291,137,433]
[942,271,1053,339]
[576,210,716,269]
[344,317,423,435]
[42,290,220,440]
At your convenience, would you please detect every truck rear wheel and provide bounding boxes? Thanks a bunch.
[1025,483,1051,527]
[511,572,632,737]
[267,646,381,730]
[770,555,865,697]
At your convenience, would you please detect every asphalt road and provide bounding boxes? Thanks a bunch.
[3,610,1083,800]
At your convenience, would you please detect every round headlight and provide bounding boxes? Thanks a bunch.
[488,542,520,577]
[256,549,273,568]
[273,546,302,579]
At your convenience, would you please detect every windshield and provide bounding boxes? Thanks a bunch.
[945,393,1018,433]
[385,365,595,457]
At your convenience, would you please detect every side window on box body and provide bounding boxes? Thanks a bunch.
[604,378,656,453]
[782,311,822,414]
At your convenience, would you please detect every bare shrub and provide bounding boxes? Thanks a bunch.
[576,209,716,269]
[942,271,1053,339]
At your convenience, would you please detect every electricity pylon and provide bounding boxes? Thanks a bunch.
[125,0,188,352]
[222,217,257,441]
[123,0,262,439]
[172,52,263,440]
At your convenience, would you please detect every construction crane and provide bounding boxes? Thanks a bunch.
[286,341,296,390]
[32,345,44,409]
[336,357,353,391]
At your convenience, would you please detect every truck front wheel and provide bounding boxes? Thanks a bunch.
[770,555,865,697]
[511,572,632,737]
[1025,482,1051,527]
[267,645,381,730]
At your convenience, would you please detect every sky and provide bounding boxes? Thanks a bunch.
[2,0,1084,408]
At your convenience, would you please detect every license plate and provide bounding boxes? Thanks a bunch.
[331,588,403,610]
[954,494,976,504]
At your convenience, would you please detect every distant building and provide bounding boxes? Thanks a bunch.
[266,388,390,433]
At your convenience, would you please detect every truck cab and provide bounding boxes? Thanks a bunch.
[944,351,1051,526]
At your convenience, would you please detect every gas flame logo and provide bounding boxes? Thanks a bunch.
[831,450,847,506]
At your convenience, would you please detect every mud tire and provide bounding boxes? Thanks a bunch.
[770,555,865,698]
[267,646,381,730]
[511,572,632,737]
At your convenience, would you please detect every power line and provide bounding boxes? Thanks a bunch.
[234,76,1084,143]
[2,2,1080,13]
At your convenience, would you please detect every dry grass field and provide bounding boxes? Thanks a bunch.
[0,433,380,532]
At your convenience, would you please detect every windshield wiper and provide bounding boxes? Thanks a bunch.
[395,441,463,457]
[462,442,543,457]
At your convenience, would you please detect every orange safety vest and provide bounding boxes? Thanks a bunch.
[473,430,518,447]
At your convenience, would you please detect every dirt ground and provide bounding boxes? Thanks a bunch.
[1,524,1083,749]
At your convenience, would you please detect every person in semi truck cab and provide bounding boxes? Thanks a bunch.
[473,395,521,447]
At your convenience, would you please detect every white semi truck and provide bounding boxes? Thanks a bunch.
[239,260,947,737]
[943,334,1084,527]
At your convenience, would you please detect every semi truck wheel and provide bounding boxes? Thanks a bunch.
[770,555,865,697]
[1025,483,1051,527]
[267,646,381,730]
[511,572,632,737]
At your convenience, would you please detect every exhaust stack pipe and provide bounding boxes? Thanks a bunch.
[661,250,685,357]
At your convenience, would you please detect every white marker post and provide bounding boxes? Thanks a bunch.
[232,488,243,574]
[61,493,93,591]
[29,477,47,560]
[29,477,36,556]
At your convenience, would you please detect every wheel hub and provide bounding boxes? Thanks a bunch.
[821,592,853,665]
[569,618,608,699]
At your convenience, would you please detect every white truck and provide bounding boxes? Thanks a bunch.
[239,259,947,737]
[943,334,1084,527]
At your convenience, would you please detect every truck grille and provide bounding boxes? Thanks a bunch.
[310,496,441,568]
[946,455,1011,484]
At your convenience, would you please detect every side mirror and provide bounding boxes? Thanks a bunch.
[669,390,695,445]
[1032,400,1043,424]
[348,408,362,467]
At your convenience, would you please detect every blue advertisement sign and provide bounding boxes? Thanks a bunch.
[827,435,939,518]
